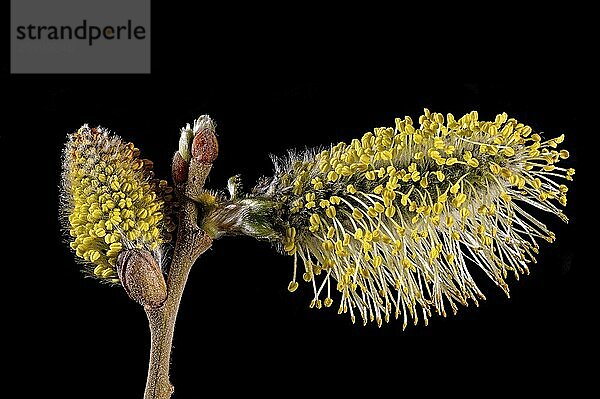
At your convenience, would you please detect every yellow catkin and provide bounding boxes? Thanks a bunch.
[260,109,573,327]
[61,125,174,283]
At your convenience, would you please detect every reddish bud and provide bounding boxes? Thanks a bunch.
[172,152,189,184]
[191,128,219,164]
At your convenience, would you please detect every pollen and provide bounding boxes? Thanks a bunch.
[61,125,175,283]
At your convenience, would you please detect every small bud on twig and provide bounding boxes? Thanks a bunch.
[117,249,167,309]
[178,127,194,162]
[191,127,218,164]
[173,115,218,194]
[172,152,189,185]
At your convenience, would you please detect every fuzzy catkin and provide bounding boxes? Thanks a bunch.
[255,109,574,327]
[60,125,175,283]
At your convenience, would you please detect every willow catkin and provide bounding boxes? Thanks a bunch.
[60,125,176,283]
[253,109,574,327]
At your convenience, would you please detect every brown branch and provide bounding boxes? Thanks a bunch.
[142,158,214,399]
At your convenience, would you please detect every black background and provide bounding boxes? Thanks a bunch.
[5,3,590,398]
